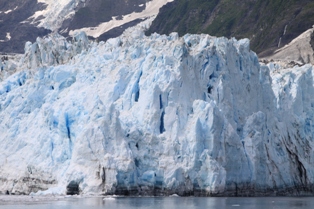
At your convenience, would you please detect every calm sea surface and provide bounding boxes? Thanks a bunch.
[1,196,314,209]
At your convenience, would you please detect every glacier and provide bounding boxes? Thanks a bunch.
[1,20,314,197]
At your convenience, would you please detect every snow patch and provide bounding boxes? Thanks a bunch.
[4,10,12,14]
[6,33,11,41]
[0,33,11,42]
[3,6,17,14]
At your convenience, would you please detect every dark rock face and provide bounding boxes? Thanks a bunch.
[61,0,147,30]
[59,0,148,42]
[0,0,51,53]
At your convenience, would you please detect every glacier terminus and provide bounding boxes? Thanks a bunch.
[1,20,314,197]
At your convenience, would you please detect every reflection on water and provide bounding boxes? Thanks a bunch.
[1,196,314,209]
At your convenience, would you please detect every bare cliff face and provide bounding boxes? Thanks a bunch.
[61,0,148,29]
[0,0,51,53]
[261,28,314,65]
[58,0,151,43]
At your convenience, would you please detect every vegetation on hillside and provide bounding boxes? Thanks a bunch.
[147,0,314,54]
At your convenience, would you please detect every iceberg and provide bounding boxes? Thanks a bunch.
[1,21,314,196]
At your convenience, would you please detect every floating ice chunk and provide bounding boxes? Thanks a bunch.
[103,197,116,201]
[170,194,179,197]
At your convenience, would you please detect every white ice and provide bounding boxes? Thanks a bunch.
[1,19,314,196]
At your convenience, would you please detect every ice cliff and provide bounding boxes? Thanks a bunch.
[1,21,314,196]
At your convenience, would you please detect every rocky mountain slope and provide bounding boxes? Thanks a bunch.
[262,27,314,65]
[1,20,314,196]
[147,0,314,56]
[0,0,51,53]
[0,0,172,53]
[2,0,314,58]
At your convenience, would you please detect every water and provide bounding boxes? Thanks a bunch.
[1,196,314,209]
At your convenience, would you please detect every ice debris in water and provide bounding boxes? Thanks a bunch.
[1,19,314,196]
[103,197,116,201]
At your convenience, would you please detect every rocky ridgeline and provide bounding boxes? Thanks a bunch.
[1,21,314,196]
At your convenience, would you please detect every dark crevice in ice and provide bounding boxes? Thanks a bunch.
[134,71,142,102]
[160,111,165,134]
[159,94,163,109]
[66,181,80,195]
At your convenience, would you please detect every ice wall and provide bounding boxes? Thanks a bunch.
[1,24,314,196]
